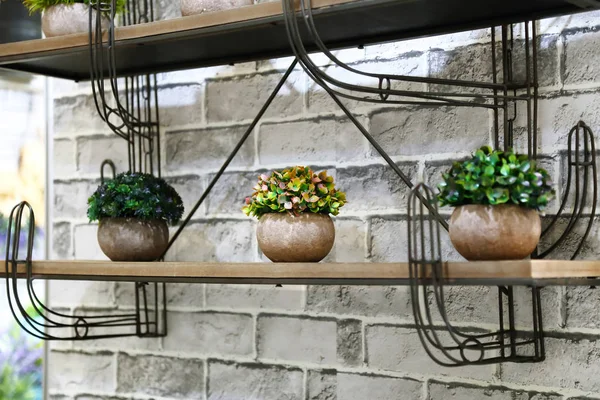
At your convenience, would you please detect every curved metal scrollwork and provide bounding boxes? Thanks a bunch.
[5,202,165,340]
[88,0,161,176]
[535,121,598,260]
[407,184,545,365]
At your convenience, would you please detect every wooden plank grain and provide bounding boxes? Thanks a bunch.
[0,0,361,60]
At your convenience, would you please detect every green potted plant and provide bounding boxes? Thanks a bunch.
[438,146,555,261]
[23,0,126,38]
[87,172,184,261]
[181,0,253,17]
[243,166,347,262]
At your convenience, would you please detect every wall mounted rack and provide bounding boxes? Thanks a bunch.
[2,0,600,367]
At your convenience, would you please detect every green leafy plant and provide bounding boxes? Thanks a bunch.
[22,0,126,15]
[243,166,347,218]
[87,172,184,224]
[438,146,555,211]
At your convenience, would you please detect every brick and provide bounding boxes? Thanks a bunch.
[559,150,596,214]
[428,286,559,329]
[208,361,303,400]
[76,135,129,176]
[370,217,462,262]
[306,285,412,319]
[257,315,337,364]
[164,220,256,262]
[74,224,107,260]
[54,139,77,178]
[49,395,72,400]
[369,107,490,157]
[307,55,427,113]
[54,180,99,219]
[48,351,115,393]
[158,84,204,127]
[163,311,253,356]
[337,319,363,366]
[307,370,337,400]
[331,218,367,262]
[54,94,108,136]
[48,280,114,308]
[165,126,254,172]
[116,282,204,308]
[500,337,600,392]
[537,92,600,152]
[259,118,368,164]
[513,35,559,88]
[429,44,493,94]
[117,353,203,398]
[74,396,127,400]
[206,71,303,122]
[538,217,600,261]
[206,284,304,311]
[564,30,600,86]
[337,164,417,212]
[427,381,561,400]
[538,10,600,34]
[365,324,494,380]
[52,222,72,259]
[165,174,205,219]
[308,370,424,400]
[205,170,261,216]
[565,286,600,329]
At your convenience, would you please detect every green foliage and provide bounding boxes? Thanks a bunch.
[0,366,36,400]
[438,146,556,211]
[22,0,126,15]
[87,172,184,224]
[243,166,347,219]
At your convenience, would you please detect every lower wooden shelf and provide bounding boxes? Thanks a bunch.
[3,259,600,286]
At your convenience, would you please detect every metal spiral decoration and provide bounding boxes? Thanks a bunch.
[407,184,545,366]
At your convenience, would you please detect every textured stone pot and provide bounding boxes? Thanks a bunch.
[257,213,335,262]
[42,4,109,38]
[98,218,169,262]
[449,204,541,261]
[181,0,254,17]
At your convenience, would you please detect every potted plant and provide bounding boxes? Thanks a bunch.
[181,0,253,17]
[243,166,347,263]
[87,172,184,262]
[23,0,126,38]
[437,146,555,261]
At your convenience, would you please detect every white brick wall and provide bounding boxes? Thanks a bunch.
[48,5,600,400]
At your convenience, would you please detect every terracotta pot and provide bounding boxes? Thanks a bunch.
[181,0,254,17]
[42,4,109,38]
[97,218,169,262]
[449,204,541,261]
[257,213,335,262]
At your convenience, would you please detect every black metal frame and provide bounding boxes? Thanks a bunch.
[407,184,545,366]
[4,0,597,363]
[4,202,166,340]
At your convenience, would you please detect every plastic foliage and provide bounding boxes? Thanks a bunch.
[243,166,347,218]
[438,146,555,211]
[87,172,184,224]
[22,0,126,15]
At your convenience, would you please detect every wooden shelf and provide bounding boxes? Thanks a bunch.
[4,260,600,285]
[0,0,590,80]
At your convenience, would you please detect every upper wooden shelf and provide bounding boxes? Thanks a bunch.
[0,0,592,80]
[4,259,600,285]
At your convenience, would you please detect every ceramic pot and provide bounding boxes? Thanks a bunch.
[257,213,335,262]
[181,0,254,17]
[42,4,109,38]
[98,218,169,262]
[449,204,541,261]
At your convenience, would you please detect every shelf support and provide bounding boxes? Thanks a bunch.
[407,184,545,366]
[5,202,166,340]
